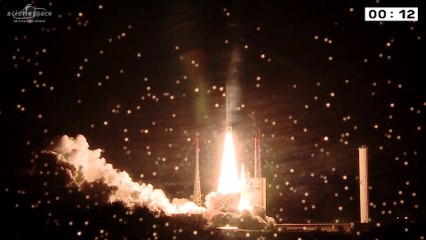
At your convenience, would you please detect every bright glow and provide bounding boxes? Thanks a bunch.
[217,131,240,194]
[238,164,252,211]
[217,131,253,212]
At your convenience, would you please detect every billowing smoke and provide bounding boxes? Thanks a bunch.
[203,192,275,230]
[46,134,274,229]
[46,134,204,215]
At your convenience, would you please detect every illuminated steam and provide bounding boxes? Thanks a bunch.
[46,134,274,229]
[47,134,204,215]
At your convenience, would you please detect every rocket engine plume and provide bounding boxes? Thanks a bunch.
[238,164,252,212]
[45,135,204,215]
[217,131,240,194]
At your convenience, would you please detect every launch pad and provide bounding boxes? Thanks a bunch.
[189,125,372,235]
[274,223,354,233]
[245,133,267,210]
[193,129,267,211]
[214,223,354,233]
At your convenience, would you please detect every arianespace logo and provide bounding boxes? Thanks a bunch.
[7,3,52,23]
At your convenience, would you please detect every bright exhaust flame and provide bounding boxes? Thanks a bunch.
[217,131,240,194]
[238,164,252,211]
[217,131,252,211]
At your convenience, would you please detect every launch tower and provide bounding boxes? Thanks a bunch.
[246,133,267,209]
[193,132,202,206]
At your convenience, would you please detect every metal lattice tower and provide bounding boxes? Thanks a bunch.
[254,133,262,178]
[193,132,202,206]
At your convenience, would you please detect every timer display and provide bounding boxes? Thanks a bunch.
[365,7,418,21]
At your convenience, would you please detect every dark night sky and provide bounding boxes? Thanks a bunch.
[0,0,425,239]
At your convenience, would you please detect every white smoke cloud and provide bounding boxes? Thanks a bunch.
[203,192,275,229]
[45,134,275,229]
[47,134,204,215]
[203,192,240,220]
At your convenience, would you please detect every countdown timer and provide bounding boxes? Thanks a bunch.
[365,7,418,21]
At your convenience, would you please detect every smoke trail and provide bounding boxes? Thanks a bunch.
[226,46,242,127]
[46,134,204,215]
